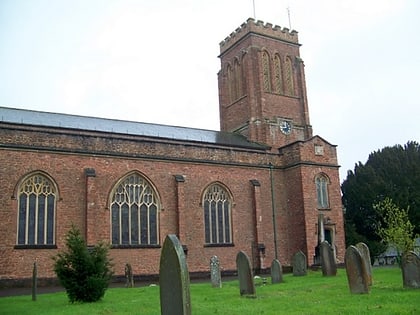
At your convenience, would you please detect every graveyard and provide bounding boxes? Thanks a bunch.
[1,236,419,314]
[0,266,417,314]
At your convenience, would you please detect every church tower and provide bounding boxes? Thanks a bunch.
[218,18,312,149]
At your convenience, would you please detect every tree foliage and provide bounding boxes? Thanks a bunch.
[53,225,113,303]
[374,197,416,259]
[341,141,420,257]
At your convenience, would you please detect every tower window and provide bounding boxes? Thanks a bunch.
[234,58,243,99]
[285,56,295,96]
[315,174,330,209]
[227,64,234,103]
[17,173,56,246]
[110,173,159,246]
[274,54,283,94]
[203,183,232,245]
[262,51,271,92]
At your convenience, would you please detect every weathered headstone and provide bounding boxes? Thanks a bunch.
[355,242,372,286]
[32,262,37,301]
[271,259,283,284]
[320,241,337,276]
[210,255,222,288]
[318,213,325,244]
[125,263,134,288]
[344,245,370,294]
[159,234,191,315]
[292,251,307,276]
[236,251,256,297]
[401,251,420,289]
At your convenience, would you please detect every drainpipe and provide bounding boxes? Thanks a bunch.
[269,163,278,260]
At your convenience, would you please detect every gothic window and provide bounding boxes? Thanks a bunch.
[110,173,159,246]
[203,183,232,245]
[285,56,295,96]
[274,54,283,94]
[315,174,330,209]
[262,51,271,92]
[227,64,234,103]
[234,58,242,99]
[17,173,57,246]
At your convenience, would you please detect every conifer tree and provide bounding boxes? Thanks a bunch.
[342,141,420,258]
[53,225,113,303]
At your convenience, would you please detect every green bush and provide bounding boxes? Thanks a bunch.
[53,225,113,303]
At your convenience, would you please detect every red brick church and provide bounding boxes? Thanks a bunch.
[0,18,345,286]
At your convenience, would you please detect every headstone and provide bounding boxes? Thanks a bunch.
[125,263,134,288]
[401,251,420,289]
[344,245,370,294]
[292,251,307,276]
[355,242,373,286]
[159,234,191,315]
[32,262,37,301]
[318,213,325,243]
[236,251,256,297]
[271,259,283,284]
[320,241,337,276]
[210,255,222,288]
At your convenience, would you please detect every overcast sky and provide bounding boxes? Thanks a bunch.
[1,0,419,182]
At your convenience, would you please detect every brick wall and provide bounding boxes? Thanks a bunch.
[0,124,344,283]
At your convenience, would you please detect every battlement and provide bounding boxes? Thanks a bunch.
[219,18,299,54]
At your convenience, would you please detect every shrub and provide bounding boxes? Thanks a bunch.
[53,225,113,303]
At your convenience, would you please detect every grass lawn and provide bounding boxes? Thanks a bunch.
[0,267,418,314]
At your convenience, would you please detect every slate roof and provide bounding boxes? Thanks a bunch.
[0,106,268,150]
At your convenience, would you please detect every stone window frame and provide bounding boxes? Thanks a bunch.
[109,171,160,248]
[226,57,245,104]
[315,173,330,210]
[226,63,234,103]
[262,50,271,92]
[15,172,58,249]
[284,55,295,96]
[202,182,233,247]
[233,57,243,100]
[273,53,284,94]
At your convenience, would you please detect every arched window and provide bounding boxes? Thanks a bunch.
[315,174,330,209]
[203,183,232,245]
[284,56,294,96]
[110,173,159,246]
[234,58,242,99]
[262,51,271,92]
[274,54,283,94]
[17,173,57,246]
[226,64,234,103]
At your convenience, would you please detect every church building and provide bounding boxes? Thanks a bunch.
[0,18,345,286]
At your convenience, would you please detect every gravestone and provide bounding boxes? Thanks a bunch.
[355,242,372,286]
[292,251,307,276]
[271,259,283,284]
[344,245,370,294]
[210,255,222,288]
[320,241,337,276]
[318,213,325,243]
[401,251,420,289]
[159,234,191,315]
[32,262,37,301]
[125,263,134,288]
[236,251,256,297]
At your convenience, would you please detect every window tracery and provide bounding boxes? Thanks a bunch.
[110,173,159,246]
[203,183,232,245]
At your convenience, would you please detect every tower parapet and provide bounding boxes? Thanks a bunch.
[219,18,299,55]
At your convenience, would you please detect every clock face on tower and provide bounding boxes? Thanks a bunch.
[280,121,292,135]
